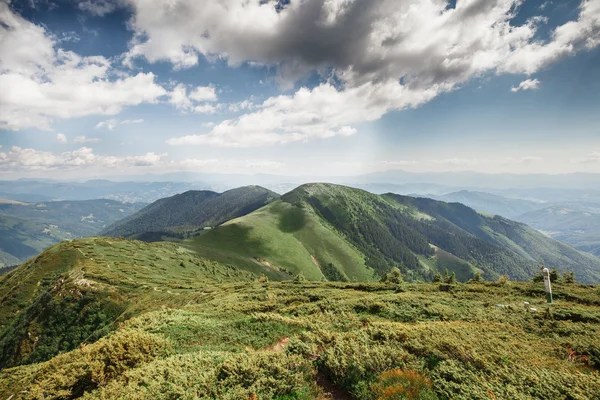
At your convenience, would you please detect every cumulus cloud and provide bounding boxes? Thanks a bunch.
[95,119,118,131]
[0,3,167,131]
[125,0,600,86]
[511,79,541,92]
[139,0,600,147]
[0,145,282,174]
[167,84,219,113]
[0,146,167,171]
[166,81,435,147]
[121,118,144,124]
[73,136,101,144]
[56,133,67,144]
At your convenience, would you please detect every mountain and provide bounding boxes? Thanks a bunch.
[430,190,544,218]
[101,186,280,239]
[0,215,72,267]
[188,183,600,283]
[0,200,145,266]
[517,206,600,257]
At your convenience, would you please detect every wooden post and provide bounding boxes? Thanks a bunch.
[542,267,552,303]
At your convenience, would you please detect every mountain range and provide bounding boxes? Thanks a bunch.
[0,199,144,266]
[100,186,279,239]
[186,183,600,283]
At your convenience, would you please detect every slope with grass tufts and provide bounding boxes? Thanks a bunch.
[0,237,253,369]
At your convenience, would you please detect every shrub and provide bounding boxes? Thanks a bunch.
[444,272,456,285]
[431,271,442,283]
[18,329,170,399]
[371,369,438,400]
[467,271,483,284]
[381,268,403,284]
[563,271,575,284]
[496,274,509,286]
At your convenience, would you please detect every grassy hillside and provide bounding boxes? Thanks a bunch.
[0,237,253,369]
[188,183,600,283]
[1,277,599,399]
[101,186,279,238]
[0,200,145,266]
[187,199,372,281]
[385,194,600,283]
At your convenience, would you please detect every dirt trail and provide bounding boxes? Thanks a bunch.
[315,372,354,400]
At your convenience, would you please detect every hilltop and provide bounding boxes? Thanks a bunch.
[188,183,600,283]
[0,237,253,369]
[101,186,279,239]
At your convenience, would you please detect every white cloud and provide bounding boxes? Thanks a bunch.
[573,151,600,163]
[56,133,67,144]
[168,84,220,113]
[125,0,600,86]
[0,3,167,131]
[201,122,215,128]
[0,145,282,174]
[189,86,217,102]
[73,136,101,144]
[511,79,541,92]
[135,0,600,147]
[0,146,167,171]
[193,104,217,114]
[166,80,436,147]
[95,119,118,131]
[121,118,144,124]
[228,99,256,112]
[96,118,144,130]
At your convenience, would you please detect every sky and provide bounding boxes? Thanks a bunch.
[1,0,600,179]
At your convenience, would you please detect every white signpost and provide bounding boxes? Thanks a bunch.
[542,267,553,303]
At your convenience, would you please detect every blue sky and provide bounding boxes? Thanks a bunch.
[1,0,600,179]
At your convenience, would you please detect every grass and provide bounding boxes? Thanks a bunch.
[186,200,372,282]
[1,267,599,399]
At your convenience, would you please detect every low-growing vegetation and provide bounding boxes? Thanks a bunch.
[1,257,599,399]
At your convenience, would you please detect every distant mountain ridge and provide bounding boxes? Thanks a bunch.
[101,186,280,238]
[187,183,600,283]
[0,200,144,266]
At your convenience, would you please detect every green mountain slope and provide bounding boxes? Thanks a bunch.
[189,183,600,283]
[0,200,145,266]
[186,198,372,281]
[101,186,279,239]
[384,194,600,283]
[0,237,253,369]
